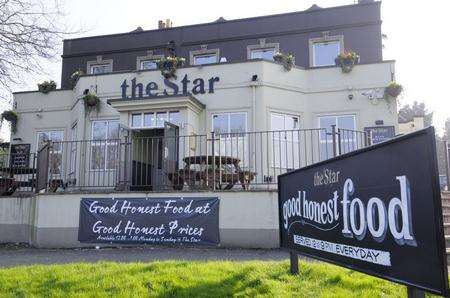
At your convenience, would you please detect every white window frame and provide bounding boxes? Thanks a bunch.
[36,130,64,176]
[90,120,119,171]
[87,58,113,74]
[247,42,279,60]
[129,110,181,129]
[318,114,356,159]
[270,112,300,170]
[211,112,247,136]
[190,48,220,66]
[136,53,164,70]
[309,35,344,67]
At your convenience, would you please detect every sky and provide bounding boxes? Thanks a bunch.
[4,0,450,137]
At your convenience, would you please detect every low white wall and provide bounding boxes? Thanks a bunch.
[0,197,34,243]
[0,191,280,249]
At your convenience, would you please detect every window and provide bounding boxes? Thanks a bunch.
[140,60,158,70]
[271,113,300,169]
[91,120,119,170]
[319,114,356,160]
[213,113,246,136]
[247,42,279,61]
[212,112,247,165]
[190,49,219,66]
[87,58,113,74]
[37,130,64,175]
[131,111,181,128]
[309,36,343,67]
[250,48,276,61]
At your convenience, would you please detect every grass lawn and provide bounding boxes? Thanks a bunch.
[0,260,429,297]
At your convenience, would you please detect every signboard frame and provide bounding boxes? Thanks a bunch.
[278,127,449,296]
[364,126,395,144]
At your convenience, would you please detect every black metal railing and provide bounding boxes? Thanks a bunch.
[0,152,37,195]
[37,127,369,192]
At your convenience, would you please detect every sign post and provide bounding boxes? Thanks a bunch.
[279,127,448,296]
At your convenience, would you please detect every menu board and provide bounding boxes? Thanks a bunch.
[10,144,31,168]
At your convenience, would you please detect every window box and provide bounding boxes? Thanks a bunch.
[335,51,360,73]
[157,56,186,79]
[273,51,295,70]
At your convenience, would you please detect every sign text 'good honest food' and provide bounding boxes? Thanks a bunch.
[78,197,219,245]
[278,127,448,295]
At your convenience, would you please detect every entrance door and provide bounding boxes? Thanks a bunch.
[162,122,179,189]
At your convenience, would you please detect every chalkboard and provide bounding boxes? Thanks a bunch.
[10,144,31,168]
[364,126,395,144]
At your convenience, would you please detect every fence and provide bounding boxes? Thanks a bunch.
[0,151,37,194]
[35,126,369,192]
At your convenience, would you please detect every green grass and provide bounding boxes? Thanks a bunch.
[0,260,422,297]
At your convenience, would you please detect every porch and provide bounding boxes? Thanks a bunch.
[0,127,370,195]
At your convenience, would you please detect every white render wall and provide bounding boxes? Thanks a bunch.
[0,191,279,248]
[12,60,397,147]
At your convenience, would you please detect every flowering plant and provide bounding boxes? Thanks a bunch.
[83,92,100,113]
[70,70,85,88]
[1,110,18,133]
[157,56,186,79]
[335,50,360,73]
[273,51,295,71]
[385,81,403,98]
[37,80,57,93]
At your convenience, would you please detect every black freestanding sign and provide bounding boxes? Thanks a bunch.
[79,197,219,245]
[10,144,30,168]
[278,127,448,295]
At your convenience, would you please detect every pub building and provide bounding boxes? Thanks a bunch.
[10,0,397,194]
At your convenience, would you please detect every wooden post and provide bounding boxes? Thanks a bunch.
[289,252,298,275]
[407,286,425,298]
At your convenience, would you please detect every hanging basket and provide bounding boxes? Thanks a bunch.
[83,93,101,113]
[157,56,185,79]
[385,82,403,98]
[335,51,360,73]
[1,110,18,133]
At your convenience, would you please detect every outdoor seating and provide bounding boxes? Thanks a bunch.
[168,155,256,190]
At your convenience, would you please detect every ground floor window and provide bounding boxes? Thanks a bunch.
[91,120,119,170]
[319,114,356,160]
[212,112,247,165]
[131,111,180,129]
[37,130,64,174]
[271,112,300,169]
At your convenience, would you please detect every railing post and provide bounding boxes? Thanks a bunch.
[444,140,450,191]
[331,125,338,157]
[211,131,216,191]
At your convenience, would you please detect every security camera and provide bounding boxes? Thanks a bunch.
[348,94,354,100]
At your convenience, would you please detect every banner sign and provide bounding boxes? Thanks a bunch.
[78,197,219,245]
[364,126,395,144]
[278,127,448,295]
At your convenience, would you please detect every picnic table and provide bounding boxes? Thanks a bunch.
[168,155,256,190]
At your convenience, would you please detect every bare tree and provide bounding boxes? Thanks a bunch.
[0,0,75,100]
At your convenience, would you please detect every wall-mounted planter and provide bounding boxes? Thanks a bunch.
[37,80,57,94]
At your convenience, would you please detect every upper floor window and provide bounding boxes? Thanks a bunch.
[247,41,279,61]
[190,48,219,66]
[87,57,113,74]
[137,51,164,70]
[309,35,344,67]
[140,60,158,70]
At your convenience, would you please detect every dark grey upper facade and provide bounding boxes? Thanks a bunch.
[61,1,383,89]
